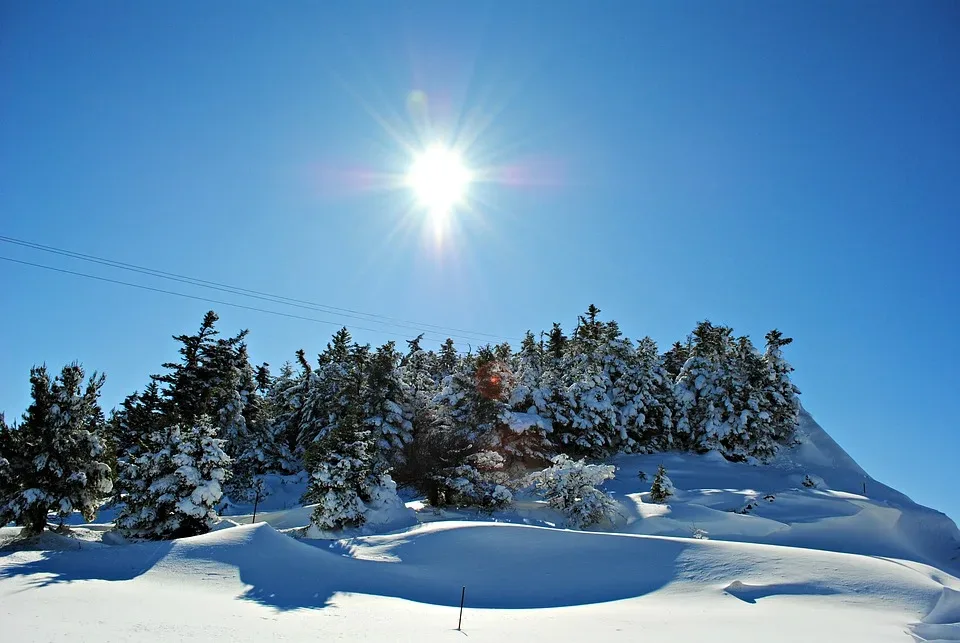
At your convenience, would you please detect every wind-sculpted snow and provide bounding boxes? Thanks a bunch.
[2,521,959,641]
[2,409,959,641]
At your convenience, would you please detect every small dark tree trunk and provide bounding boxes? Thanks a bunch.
[22,505,49,536]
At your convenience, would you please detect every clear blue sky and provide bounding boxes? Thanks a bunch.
[2,2,957,521]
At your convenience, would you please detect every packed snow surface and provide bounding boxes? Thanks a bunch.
[2,409,959,641]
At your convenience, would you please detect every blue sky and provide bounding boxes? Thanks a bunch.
[2,2,957,521]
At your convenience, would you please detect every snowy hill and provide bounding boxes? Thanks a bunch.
[2,408,959,642]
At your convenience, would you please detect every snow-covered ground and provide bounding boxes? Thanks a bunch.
[2,409,959,641]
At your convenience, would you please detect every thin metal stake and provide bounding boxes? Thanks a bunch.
[457,586,466,630]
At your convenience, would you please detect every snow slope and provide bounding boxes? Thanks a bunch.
[2,408,959,641]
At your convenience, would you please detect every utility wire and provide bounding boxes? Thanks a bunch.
[0,255,465,345]
[0,234,520,343]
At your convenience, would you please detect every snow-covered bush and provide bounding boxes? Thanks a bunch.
[116,420,230,540]
[432,450,513,511]
[529,454,620,529]
[649,464,674,503]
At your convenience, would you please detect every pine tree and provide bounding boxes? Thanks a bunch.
[761,330,801,446]
[649,464,673,503]
[391,335,442,489]
[301,399,400,531]
[227,346,280,500]
[529,455,619,528]
[549,306,618,457]
[663,341,690,381]
[0,415,15,508]
[673,321,738,454]
[435,338,459,383]
[435,345,511,446]
[728,336,772,460]
[267,355,311,466]
[116,418,230,539]
[364,342,412,459]
[156,311,221,425]
[110,380,166,462]
[297,328,358,449]
[503,331,554,466]
[622,337,676,452]
[0,364,113,534]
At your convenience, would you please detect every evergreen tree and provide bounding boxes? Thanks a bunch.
[267,355,311,466]
[391,335,442,489]
[431,449,513,510]
[0,415,16,509]
[297,328,358,449]
[435,345,511,446]
[156,311,221,425]
[622,337,676,452]
[529,454,619,528]
[649,464,673,503]
[364,342,412,458]
[302,399,400,531]
[549,306,618,457]
[727,336,770,460]
[227,346,280,499]
[503,331,554,466]
[116,418,230,539]
[435,337,459,382]
[761,330,801,446]
[662,341,690,381]
[0,364,113,534]
[110,380,166,462]
[673,321,738,454]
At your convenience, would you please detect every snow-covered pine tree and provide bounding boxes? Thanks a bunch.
[155,310,221,425]
[600,327,639,452]
[0,415,15,511]
[673,321,738,454]
[390,335,442,489]
[266,354,311,466]
[301,392,401,531]
[529,454,619,528]
[204,330,250,462]
[649,464,674,503]
[662,341,690,381]
[426,346,519,507]
[432,449,513,510]
[364,341,412,459]
[622,337,676,452]
[115,418,230,539]
[0,364,113,534]
[296,328,359,450]
[435,345,511,446]
[434,337,460,384]
[728,336,774,460]
[502,331,554,466]
[227,348,280,501]
[761,329,801,446]
[109,380,166,465]
[549,306,618,458]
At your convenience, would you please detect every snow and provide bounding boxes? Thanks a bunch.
[2,409,959,641]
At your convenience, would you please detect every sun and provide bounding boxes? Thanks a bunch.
[406,144,472,216]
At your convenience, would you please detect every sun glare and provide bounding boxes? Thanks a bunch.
[406,144,472,216]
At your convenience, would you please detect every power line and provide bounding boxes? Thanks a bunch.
[0,255,466,345]
[0,234,520,343]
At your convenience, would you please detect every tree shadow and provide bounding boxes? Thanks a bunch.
[0,523,690,612]
[723,580,842,604]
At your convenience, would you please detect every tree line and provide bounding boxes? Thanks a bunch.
[0,305,800,537]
